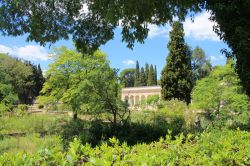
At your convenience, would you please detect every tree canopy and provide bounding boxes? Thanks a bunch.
[192,60,250,129]
[119,68,135,88]
[39,47,129,125]
[192,46,212,83]
[0,53,44,113]
[0,0,249,96]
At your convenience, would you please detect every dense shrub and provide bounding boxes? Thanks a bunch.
[0,129,249,165]
[192,62,250,130]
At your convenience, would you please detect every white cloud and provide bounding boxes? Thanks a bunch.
[122,59,135,66]
[210,55,225,61]
[148,24,170,39]
[0,44,49,61]
[183,12,220,41]
[0,45,14,54]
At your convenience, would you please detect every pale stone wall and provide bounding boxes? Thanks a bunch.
[121,86,161,109]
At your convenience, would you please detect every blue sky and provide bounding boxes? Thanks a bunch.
[0,12,229,78]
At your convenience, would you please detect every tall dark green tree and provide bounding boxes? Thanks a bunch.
[148,65,154,86]
[154,65,157,85]
[134,61,140,87]
[1,1,249,96]
[161,21,193,104]
[145,63,149,84]
[140,67,147,86]
[35,64,45,95]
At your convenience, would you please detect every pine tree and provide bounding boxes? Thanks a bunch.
[134,60,140,87]
[161,21,193,104]
[145,63,149,85]
[148,64,154,86]
[154,65,157,85]
[140,67,147,86]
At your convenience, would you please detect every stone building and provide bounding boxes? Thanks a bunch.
[121,86,161,108]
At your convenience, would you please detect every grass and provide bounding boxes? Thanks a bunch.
[0,134,62,155]
[0,114,68,155]
[0,114,69,135]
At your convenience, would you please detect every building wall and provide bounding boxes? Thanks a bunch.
[121,86,161,108]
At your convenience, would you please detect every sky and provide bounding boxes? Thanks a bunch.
[0,11,229,78]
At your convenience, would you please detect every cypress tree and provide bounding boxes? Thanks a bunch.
[134,60,140,87]
[154,65,157,85]
[145,63,149,85]
[148,64,154,86]
[140,67,147,86]
[36,64,45,95]
[161,21,193,104]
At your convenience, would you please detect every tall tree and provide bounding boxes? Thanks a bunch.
[148,65,154,86]
[161,21,193,104]
[35,64,45,95]
[145,63,149,84]
[1,1,249,96]
[192,46,212,83]
[154,65,157,85]
[120,68,135,87]
[39,47,129,125]
[140,67,147,86]
[134,61,140,87]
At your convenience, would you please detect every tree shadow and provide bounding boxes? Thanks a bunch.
[60,114,187,149]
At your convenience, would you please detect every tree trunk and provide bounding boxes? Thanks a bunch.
[73,109,78,119]
[113,112,117,127]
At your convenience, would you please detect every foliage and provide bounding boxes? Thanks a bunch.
[134,61,140,87]
[0,129,249,165]
[146,95,160,106]
[157,99,196,132]
[207,1,250,97]
[119,68,135,87]
[192,46,212,82]
[192,61,250,129]
[154,65,157,85]
[0,0,201,53]
[0,53,45,110]
[139,67,147,86]
[40,46,128,125]
[147,64,154,86]
[0,0,249,98]
[133,61,158,87]
[161,21,193,104]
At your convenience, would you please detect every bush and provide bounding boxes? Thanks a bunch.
[192,62,250,130]
[14,104,29,116]
[1,129,249,165]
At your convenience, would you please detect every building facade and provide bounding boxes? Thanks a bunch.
[121,86,161,108]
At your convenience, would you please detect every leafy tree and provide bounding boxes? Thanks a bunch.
[192,60,250,129]
[207,1,250,97]
[39,47,129,126]
[192,46,212,82]
[20,62,45,104]
[147,65,154,86]
[140,67,147,86]
[0,53,33,108]
[161,22,193,104]
[134,61,140,87]
[119,68,135,87]
[0,1,249,96]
